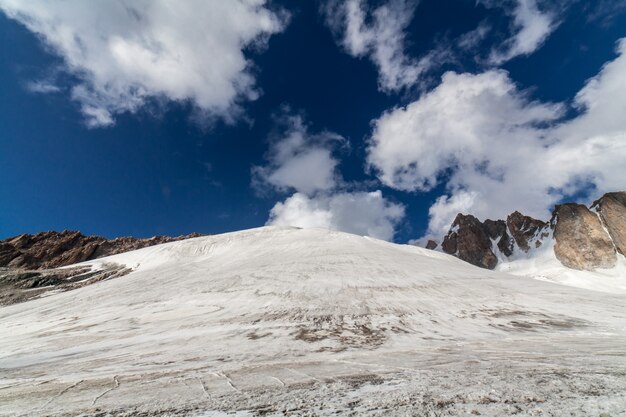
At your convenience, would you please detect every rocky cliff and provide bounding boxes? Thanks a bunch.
[592,192,626,256]
[552,203,616,270]
[0,230,203,270]
[426,191,626,271]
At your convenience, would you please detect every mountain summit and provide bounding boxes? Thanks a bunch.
[425,192,626,274]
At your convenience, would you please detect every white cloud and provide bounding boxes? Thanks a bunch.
[0,0,287,127]
[253,114,345,196]
[368,69,564,192]
[458,22,492,52]
[267,191,405,241]
[26,80,60,94]
[257,111,405,241]
[323,0,433,92]
[488,0,558,64]
[368,38,626,238]
[426,191,478,238]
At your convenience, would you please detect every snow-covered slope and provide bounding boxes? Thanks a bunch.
[496,231,626,294]
[1,227,625,416]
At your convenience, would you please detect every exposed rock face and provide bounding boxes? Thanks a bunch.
[441,214,499,270]
[552,204,617,270]
[0,264,130,306]
[592,191,626,256]
[428,191,625,272]
[483,219,514,257]
[506,211,548,251]
[0,230,203,270]
[425,240,438,250]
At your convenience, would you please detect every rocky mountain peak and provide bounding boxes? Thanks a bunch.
[506,211,548,252]
[441,214,499,269]
[426,191,626,272]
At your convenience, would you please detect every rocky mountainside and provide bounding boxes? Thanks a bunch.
[0,230,203,270]
[0,230,204,305]
[426,191,626,271]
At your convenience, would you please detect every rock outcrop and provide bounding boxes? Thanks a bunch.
[506,211,548,252]
[441,214,499,269]
[0,230,203,270]
[552,204,616,270]
[592,191,626,256]
[427,191,625,272]
[425,240,438,250]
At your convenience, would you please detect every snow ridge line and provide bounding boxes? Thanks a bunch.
[91,375,120,406]
[197,377,211,399]
[213,372,240,392]
[39,379,83,409]
[270,376,286,387]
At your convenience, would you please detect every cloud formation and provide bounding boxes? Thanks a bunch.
[256,111,405,241]
[323,0,435,92]
[267,191,405,241]
[0,0,287,127]
[486,0,558,64]
[253,113,345,196]
[322,0,559,92]
[368,38,626,239]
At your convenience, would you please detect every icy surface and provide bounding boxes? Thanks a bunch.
[497,231,626,294]
[0,226,625,416]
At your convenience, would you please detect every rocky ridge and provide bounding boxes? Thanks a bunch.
[0,230,203,270]
[0,230,203,305]
[427,191,626,271]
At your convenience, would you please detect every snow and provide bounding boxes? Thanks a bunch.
[497,231,626,294]
[1,226,625,416]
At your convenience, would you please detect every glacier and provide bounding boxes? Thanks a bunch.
[1,226,625,416]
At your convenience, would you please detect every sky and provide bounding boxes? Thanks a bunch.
[1,0,625,243]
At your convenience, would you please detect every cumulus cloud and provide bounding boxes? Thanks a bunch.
[487,0,558,64]
[0,0,287,127]
[323,0,438,92]
[426,191,479,238]
[267,191,405,241]
[256,111,405,241]
[252,113,346,196]
[368,38,626,238]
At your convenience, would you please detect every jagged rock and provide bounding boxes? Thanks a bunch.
[483,219,514,257]
[430,191,625,272]
[506,211,548,252]
[0,231,203,270]
[552,203,616,270]
[425,240,438,250]
[442,214,498,270]
[592,191,626,255]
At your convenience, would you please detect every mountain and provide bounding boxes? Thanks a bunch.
[0,230,203,270]
[425,192,626,288]
[1,226,625,416]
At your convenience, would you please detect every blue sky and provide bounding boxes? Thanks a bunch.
[1,0,625,242]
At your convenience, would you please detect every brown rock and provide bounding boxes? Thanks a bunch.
[0,230,204,270]
[425,240,438,250]
[592,191,626,256]
[442,214,498,269]
[506,211,548,252]
[483,219,514,257]
[552,203,616,270]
